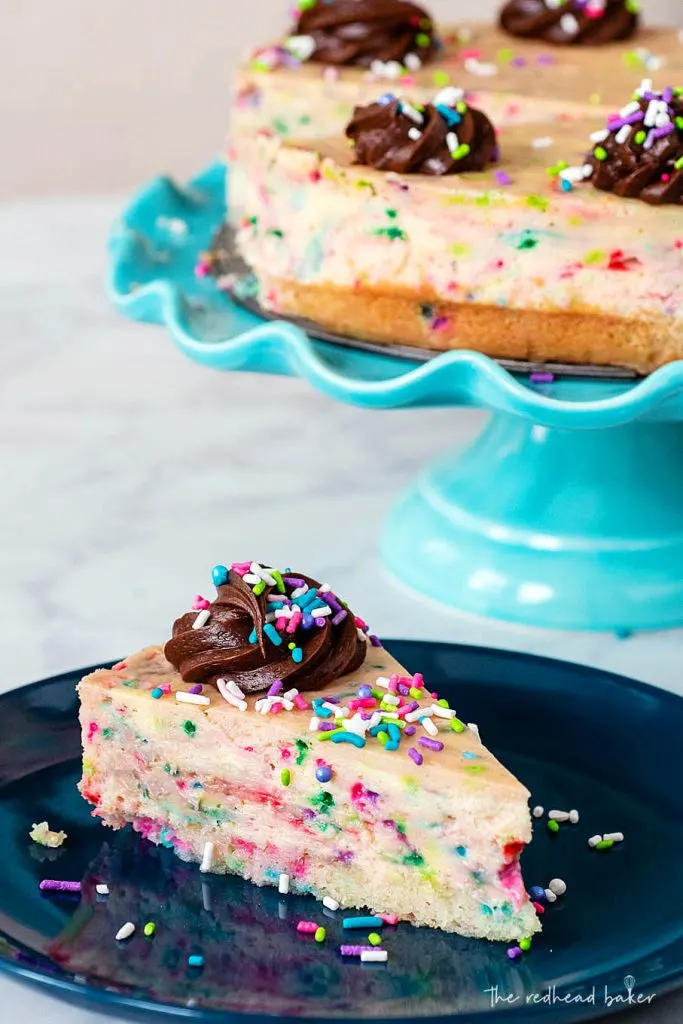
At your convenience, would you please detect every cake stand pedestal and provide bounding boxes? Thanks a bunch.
[109,163,683,632]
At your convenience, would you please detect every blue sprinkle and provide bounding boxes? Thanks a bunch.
[263,623,282,646]
[481,904,493,916]
[292,647,303,663]
[297,588,319,610]
[368,724,384,737]
[455,845,467,857]
[357,685,372,698]
[560,178,573,192]
[151,687,164,700]
[188,954,205,968]
[528,885,546,902]
[387,723,401,744]
[462,751,477,759]
[378,92,396,106]
[248,628,258,644]
[342,915,383,929]
[316,765,332,783]
[212,564,229,586]
[315,706,333,718]
[331,732,366,748]
[436,103,462,126]
[302,613,314,630]
[385,741,399,751]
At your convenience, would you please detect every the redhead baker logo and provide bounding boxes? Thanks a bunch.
[484,974,656,1009]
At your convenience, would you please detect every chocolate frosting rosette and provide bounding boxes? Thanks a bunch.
[346,88,498,174]
[499,0,639,46]
[287,0,439,68]
[165,562,370,694]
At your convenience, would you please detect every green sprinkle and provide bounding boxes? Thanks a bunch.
[295,739,309,764]
[594,146,607,162]
[409,687,423,699]
[585,249,604,264]
[311,790,335,814]
[272,569,285,593]
[497,47,514,62]
[121,679,138,688]
[519,936,532,951]
[635,130,646,144]
[547,819,560,833]
[253,580,267,595]
[385,208,398,219]
[298,0,316,9]
[402,849,425,867]
[433,70,450,86]
[143,922,156,937]
[281,768,291,786]
[317,729,342,741]
[314,926,326,943]
[625,0,639,11]
[547,160,568,177]
[377,730,389,747]
[451,717,466,733]
[372,225,408,241]
[436,699,449,709]
[183,720,196,736]
[355,178,376,194]
[675,156,683,171]
[517,231,538,250]
[675,117,683,131]
[456,101,467,113]
[415,32,430,47]
[102,727,113,739]
[466,764,486,773]
[595,838,614,850]
[526,194,548,212]
[452,143,471,161]
[368,933,382,946]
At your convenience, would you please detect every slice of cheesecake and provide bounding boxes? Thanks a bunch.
[78,563,539,941]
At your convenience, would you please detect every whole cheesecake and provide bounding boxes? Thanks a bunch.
[226,83,683,373]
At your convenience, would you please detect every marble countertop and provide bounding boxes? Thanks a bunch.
[1,195,681,1022]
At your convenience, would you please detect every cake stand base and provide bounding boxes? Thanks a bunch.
[382,413,683,631]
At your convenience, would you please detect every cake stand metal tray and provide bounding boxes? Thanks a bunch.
[109,162,683,633]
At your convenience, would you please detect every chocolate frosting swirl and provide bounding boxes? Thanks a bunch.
[164,565,366,694]
[499,0,638,46]
[293,0,438,67]
[346,94,497,174]
[584,87,683,205]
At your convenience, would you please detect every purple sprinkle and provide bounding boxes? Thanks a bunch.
[267,680,283,697]
[511,57,526,67]
[406,701,420,713]
[40,880,81,893]
[431,315,450,331]
[408,747,423,766]
[397,683,411,696]
[360,712,372,720]
[318,722,337,731]
[419,737,444,752]
[189,683,203,695]
[340,945,376,956]
[314,617,326,627]
[321,593,343,613]
[536,54,554,64]
[369,635,383,648]
[608,110,643,130]
[507,946,523,960]
[495,170,512,186]
[331,610,348,626]
[358,685,372,698]
[652,122,675,139]
[663,87,673,103]
[530,371,554,383]
[324,695,341,704]
[404,724,417,736]
[283,576,305,587]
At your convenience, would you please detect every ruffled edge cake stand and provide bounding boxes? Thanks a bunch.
[109,163,683,632]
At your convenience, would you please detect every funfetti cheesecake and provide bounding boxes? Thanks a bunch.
[78,562,540,942]
[225,83,683,373]
[231,0,683,152]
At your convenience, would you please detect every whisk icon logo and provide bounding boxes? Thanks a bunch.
[603,974,656,1008]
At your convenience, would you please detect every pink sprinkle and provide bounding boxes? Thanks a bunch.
[408,747,423,766]
[231,563,250,575]
[161,684,172,694]
[195,261,210,278]
[354,615,369,631]
[112,661,128,671]
[297,921,317,933]
[294,694,309,710]
[271,702,283,714]
[412,673,424,689]
[388,675,399,694]
[461,47,483,59]
[287,611,302,634]
[378,913,399,925]
[192,595,210,610]
[532,901,545,915]
[87,721,99,741]
[507,946,523,960]
[323,66,339,82]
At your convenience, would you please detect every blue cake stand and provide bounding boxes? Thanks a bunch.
[109,163,683,633]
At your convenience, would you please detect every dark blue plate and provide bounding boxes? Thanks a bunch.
[1,641,682,1023]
